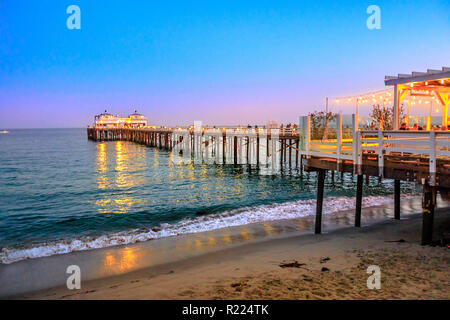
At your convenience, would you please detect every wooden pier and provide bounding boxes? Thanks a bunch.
[87,121,449,245]
[87,67,449,245]
[87,126,301,167]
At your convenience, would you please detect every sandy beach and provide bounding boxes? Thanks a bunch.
[9,206,448,300]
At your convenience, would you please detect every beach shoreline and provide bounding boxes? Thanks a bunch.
[4,205,449,300]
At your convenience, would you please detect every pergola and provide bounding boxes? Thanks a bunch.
[385,67,450,129]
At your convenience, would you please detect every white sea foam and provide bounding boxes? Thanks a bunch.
[0,195,413,264]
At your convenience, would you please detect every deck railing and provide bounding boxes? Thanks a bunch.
[300,114,450,185]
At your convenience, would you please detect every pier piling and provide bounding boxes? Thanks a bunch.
[394,179,401,220]
[315,169,325,234]
[421,184,435,245]
[355,174,363,227]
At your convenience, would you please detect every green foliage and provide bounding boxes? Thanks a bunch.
[308,111,337,140]
[369,103,405,130]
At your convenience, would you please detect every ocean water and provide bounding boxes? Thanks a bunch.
[0,129,419,264]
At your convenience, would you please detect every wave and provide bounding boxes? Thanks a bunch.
[0,195,412,264]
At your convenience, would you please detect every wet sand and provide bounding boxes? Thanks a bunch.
[6,205,449,300]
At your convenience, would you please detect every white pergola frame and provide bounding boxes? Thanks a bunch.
[385,67,450,129]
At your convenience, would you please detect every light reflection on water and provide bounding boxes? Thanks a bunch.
[0,129,421,251]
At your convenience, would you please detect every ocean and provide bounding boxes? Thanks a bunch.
[0,128,420,264]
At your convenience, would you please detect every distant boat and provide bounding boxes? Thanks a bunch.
[0,130,9,134]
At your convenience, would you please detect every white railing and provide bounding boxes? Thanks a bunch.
[300,114,357,167]
[358,130,450,184]
[300,114,450,185]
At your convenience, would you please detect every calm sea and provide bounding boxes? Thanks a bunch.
[0,129,419,264]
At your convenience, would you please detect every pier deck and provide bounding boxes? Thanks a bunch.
[88,122,449,245]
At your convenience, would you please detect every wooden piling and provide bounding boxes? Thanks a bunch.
[288,139,292,166]
[355,174,363,227]
[234,136,238,164]
[315,169,325,234]
[256,135,260,165]
[421,184,435,245]
[394,179,401,220]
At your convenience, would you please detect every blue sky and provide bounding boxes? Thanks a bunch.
[0,0,449,128]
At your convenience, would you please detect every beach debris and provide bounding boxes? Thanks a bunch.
[279,260,306,268]
[320,257,330,263]
[230,280,249,292]
[151,227,161,232]
[385,239,406,243]
[321,267,330,272]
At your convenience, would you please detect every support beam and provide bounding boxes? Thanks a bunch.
[394,179,401,220]
[355,174,363,227]
[233,136,238,164]
[421,184,435,245]
[315,169,325,234]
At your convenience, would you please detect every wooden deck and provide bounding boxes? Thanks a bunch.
[87,118,450,245]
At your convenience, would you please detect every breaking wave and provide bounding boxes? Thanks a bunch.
[0,195,409,264]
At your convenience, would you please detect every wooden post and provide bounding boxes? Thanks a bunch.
[246,136,250,163]
[234,136,238,164]
[295,140,299,167]
[280,139,283,165]
[300,154,303,174]
[315,169,325,234]
[421,184,435,245]
[256,135,260,165]
[394,179,401,220]
[288,139,292,166]
[223,134,226,164]
[355,174,363,227]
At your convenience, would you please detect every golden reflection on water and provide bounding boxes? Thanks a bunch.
[95,141,147,214]
[96,143,108,189]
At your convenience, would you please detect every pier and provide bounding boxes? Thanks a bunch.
[87,67,450,245]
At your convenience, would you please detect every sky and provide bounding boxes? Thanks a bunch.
[0,0,449,128]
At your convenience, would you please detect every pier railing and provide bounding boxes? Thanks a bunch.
[300,114,450,185]
[358,130,450,185]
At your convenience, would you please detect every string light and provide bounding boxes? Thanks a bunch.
[331,88,394,105]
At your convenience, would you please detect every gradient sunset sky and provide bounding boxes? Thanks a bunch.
[0,0,449,128]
